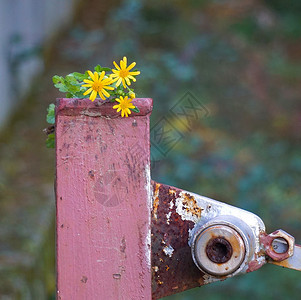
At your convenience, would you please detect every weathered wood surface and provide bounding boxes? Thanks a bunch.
[56,98,153,299]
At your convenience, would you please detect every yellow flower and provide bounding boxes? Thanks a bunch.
[113,96,135,117]
[129,91,135,99]
[111,57,140,88]
[82,70,114,101]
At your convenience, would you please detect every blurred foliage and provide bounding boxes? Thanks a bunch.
[0,80,55,298]
[1,0,301,298]
[99,0,300,298]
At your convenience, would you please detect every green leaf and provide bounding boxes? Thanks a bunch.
[46,133,55,148]
[72,72,87,81]
[99,67,112,72]
[94,65,102,72]
[46,103,55,124]
[130,106,140,113]
[94,65,112,73]
[67,85,80,93]
[52,75,64,84]
[54,82,68,93]
[64,75,81,94]
[65,74,77,84]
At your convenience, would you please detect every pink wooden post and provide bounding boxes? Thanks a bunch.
[55,98,153,299]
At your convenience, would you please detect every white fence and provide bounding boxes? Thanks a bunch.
[0,0,79,127]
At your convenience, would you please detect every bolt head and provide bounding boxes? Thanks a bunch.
[261,229,295,261]
[193,225,246,276]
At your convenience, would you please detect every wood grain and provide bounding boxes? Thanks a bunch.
[56,98,152,299]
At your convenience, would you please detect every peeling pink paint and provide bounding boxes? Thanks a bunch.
[56,98,152,299]
[246,259,265,273]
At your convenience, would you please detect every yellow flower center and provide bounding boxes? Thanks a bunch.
[92,82,103,91]
[119,69,129,78]
[119,102,128,110]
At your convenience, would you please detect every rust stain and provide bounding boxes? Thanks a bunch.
[169,189,176,195]
[183,193,202,219]
[152,182,205,299]
[153,266,159,272]
[260,231,291,261]
[270,257,294,269]
[152,183,160,220]
[206,237,233,264]
[175,192,203,223]
[274,260,290,268]
[182,193,202,219]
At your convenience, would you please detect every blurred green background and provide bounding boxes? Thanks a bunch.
[0,0,300,299]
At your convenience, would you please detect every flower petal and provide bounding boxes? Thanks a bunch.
[129,71,140,76]
[93,72,99,81]
[102,77,113,84]
[127,62,136,70]
[102,89,110,98]
[99,71,105,80]
[116,78,122,87]
[120,58,126,69]
[113,61,120,70]
[99,92,106,100]
[88,70,95,80]
[112,69,119,74]
[128,75,136,81]
[125,77,131,86]
[83,88,93,95]
[90,90,97,101]
[83,79,94,84]
[104,85,114,90]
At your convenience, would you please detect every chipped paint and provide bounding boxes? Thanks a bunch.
[152,183,160,220]
[169,189,176,196]
[151,182,268,299]
[163,245,174,257]
[202,274,221,284]
[166,211,172,224]
[144,164,152,269]
[247,255,266,273]
[151,183,203,299]
[175,192,202,223]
